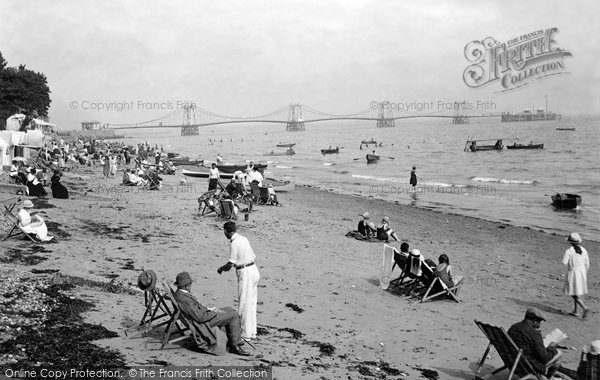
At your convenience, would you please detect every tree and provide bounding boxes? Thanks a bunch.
[0,51,52,129]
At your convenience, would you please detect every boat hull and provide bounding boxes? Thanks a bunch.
[182,168,235,179]
[361,140,377,145]
[321,148,339,155]
[470,146,503,152]
[551,193,581,209]
[216,163,268,173]
[170,158,204,166]
[507,144,544,150]
[366,154,380,163]
[263,151,294,156]
[276,143,296,148]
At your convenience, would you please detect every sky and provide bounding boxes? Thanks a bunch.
[1,0,599,129]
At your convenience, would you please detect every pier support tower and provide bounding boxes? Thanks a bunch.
[376,102,395,128]
[181,102,199,136]
[286,104,305,132]
[452,101,470,124]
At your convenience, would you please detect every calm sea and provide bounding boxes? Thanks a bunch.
[119,115,600,241]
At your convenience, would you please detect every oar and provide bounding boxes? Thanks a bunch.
[386,156,395,160]
[353,157,364,160]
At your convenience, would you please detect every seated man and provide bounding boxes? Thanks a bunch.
[172,272,250,356]
[392,242,410,272]
[225,178,241,199]
[9,161,20,183]
[507,308,562,378]
[266,184,281,206]
[357,212,376,237]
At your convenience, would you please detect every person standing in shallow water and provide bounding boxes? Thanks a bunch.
[409,166,422,189]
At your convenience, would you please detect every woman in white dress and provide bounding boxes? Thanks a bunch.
[17,200,54,241]
[562,232,590,319]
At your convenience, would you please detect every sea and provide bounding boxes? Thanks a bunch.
[118,115,600,241]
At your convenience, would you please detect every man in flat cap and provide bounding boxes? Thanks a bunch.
[173,271,250,356]
[508,307,562,377]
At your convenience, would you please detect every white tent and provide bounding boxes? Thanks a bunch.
[5,114,26,131]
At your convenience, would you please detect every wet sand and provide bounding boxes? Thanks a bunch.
[0,165,598,379]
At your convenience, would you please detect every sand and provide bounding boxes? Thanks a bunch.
[0,164,598,379]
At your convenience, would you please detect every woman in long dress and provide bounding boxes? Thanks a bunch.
[563,232,590,319]
[17,200,54,241]
[50,170,69,199]
[102,155,111,178]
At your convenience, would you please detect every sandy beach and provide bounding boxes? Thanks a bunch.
[1,164,598,379]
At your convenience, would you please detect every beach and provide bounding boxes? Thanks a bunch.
[1,164,598,379]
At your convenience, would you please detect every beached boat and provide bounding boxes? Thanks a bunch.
[181,167,235,179]
[361,139,377,145]
[551,193,581,209]
[321,147,339,155]
[276,143,296,148]
[507,143,544,150]
[264,149,295,156]
[556,128,575,131]
[169,157,204,166]
[263,178,295,192]
[366,154,380,163]
[465,139,503,152]
[215,163,268,173]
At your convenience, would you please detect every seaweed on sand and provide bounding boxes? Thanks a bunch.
[0,282,127,373]
[0,248,47,266]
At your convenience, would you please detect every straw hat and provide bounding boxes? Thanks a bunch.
[137,270,157,291]
[174,271,193,287]
[409,248,421,257]
[525,307,546,321]
[22,200,34,209]
[382,216,390,224]
[360,212,370,219]
[590,340,600,354]
[566,232,582,244]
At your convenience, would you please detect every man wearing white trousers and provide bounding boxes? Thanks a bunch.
[218,221,260,340]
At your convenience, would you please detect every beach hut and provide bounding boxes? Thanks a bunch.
[0,130,46,168]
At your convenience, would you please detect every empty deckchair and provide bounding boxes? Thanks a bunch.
[473,320,570,380]
[2,200,38,242]
[160,281,226,355]
[198,190,218,216]
[419,262,463,303]
[218,199,237,220]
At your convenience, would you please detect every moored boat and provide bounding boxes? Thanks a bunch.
[556,128,575,131]
[507,143,544,150]
[465,139,503,152]
[361,139,377,145]
[264,148,295,156]
[366,154,380,163]
[276,143,296,148]
[551,193,581,209]
[182,167,235,179]
[169,157,204,166]
[216,162,268,173]
[321,147,339,155]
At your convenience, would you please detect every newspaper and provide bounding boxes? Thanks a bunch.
[543,328,567,347]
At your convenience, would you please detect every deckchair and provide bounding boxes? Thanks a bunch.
[218,199,237,220]
[2,200,38,242]
[419,262,463,303]
[198,190,218,216]
[389,251,422,294]
[258,186,270,205]
[139,287,173,328]
[474,320,554,380]
[577,350,599,380]
[160,281,227,355]
[249,182,260,203]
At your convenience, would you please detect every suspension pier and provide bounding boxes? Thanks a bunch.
[376,102,395,128]
[180,102,199,135]
[452,101,470,124]
[286,103,305,131]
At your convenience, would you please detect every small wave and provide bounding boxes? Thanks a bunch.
[351,174,400,183]
[323,162,335,166]
[275,165,293,169]
[470,176,536,185]
[422,181,467,188]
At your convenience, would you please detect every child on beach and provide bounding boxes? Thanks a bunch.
[376,216,400,242]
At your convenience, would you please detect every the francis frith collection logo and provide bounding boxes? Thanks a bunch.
[463,27,572,92]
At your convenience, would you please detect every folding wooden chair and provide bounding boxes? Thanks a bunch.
[139,287,173,328]
[389,251,422,294]
[218,199,237,220]
[160,281,192,348]
[419,262,463,303]
[197,190,218,216]
[577,350,600,380]
[473,320,571,380]
[2,199,38,242]
[258,186,270,205]
[389,248,408,286]
[249,182,260,203]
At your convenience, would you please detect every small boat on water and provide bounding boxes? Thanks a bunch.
[366,154,380,163]
[215,162,268,173]
[465,139,503,152]
[321,147,339,155]
[361,139,377,145]
[551,193,581,209]
[507,143,544,150]
[556,128,575,131]
[182,167,235,179]
[276,143,296,148]
[264,148,295,156]
[169,157,204,166]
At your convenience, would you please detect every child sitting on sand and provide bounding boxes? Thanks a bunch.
[267,184,281,206]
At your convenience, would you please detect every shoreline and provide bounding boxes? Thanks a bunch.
[1,164,598,379]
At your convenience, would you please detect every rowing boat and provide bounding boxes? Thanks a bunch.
[361,139,377,145]
[181,167,235,179]
[215,163,267,173]
[169,157,204,166]
[507,143,544,150]
[264,149,295,156]
[551,193,581,209]
[321,147,339,155]
[276,143,296,148]
[366,154,380,163]
[556,128,575,131]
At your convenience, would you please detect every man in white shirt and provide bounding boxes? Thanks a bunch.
[217,221,260,340]
[208,163,220,191]
[248,167,263,187]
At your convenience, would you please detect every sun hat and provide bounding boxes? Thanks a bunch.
[22,200,34,209]
[174,271,193,287]
[409,248,421,256]
[525,307,546,321]
[360,212,370,219]
[382,216,390,223]
[590,340,600,354]
[137,270,157,291]
[567,232,582,244]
